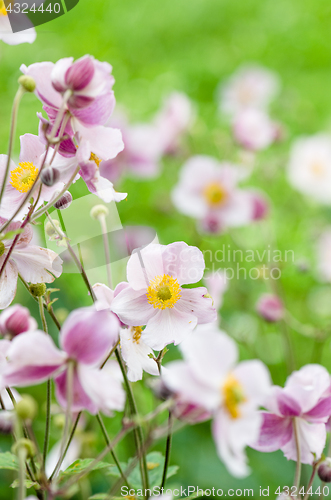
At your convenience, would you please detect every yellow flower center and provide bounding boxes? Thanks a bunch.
[203,182,227,206]
[10,162,39,193]
[90,152,102,167]
[147,274,181,310]
[132,326,143,344]
[0,1,7,16]
[222,374,246,419]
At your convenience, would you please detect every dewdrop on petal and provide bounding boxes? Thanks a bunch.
[54,191,73,210]
[318,458,331,482]
[18,75,36,93]
[90,204,109,220]
[29,283,46,298]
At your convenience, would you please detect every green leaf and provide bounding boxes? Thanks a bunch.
[0,452,19,470]
[0,229,23,241]
[58,458,114,484]
[11,479,39,489]
[107,452,179,488]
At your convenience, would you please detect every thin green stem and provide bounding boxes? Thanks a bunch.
[293,417,302,491]
[99,214,112,289]
[49,412,81,481]
[96,412,130,488]
[0,86,26,206]
[38,296,48,333]
[303,463,318,500]
[100,339,120,369]
[47,90,72,143]
[42,380,51,475]
[160,411,173,489]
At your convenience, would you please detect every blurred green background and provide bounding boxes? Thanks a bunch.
[1,0,331,497]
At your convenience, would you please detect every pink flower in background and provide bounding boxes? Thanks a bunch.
[0,304,37,338]
[111,242,216,350]
[203,270,228,311]
[248,190,269,220]
[4,307,124,415]
[154,91,194,154]
[233,108,278,151]
[162,325,271,477]
[253,364,331,464]
[287,134,331,204]
[317,229,331,282]
[0,134,66,221]
[172,156,258,233]
[256,294,284,322]
[0,3,36,45]
[219,64,280,117]
[0,221,62,309]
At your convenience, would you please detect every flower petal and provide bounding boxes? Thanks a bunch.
[162,242,205,285]
[252,412,293,452]
[12,246,62,283]
[175,287,216,324]
[55,366,97,414]
[0,257,18,310]
[281,419,326,464]
[120,328,159,382]
[111,286,155,327]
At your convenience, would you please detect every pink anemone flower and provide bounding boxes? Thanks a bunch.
[252,364,331,464]
[0,220,62,309]
[162,325,271,477]
[4,307,125,415]
[0,304,37,338]
[111,241,217,351]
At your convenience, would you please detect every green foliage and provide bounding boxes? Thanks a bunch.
[0,452,19,471]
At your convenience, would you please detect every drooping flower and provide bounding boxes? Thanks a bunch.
[171,156,258,233]
[0,134,68,221]
[4,306,124,415]
[256,294,284,322]
[0,304,37,338]
[162,324,271,477]
[111,242,217,350]
[93,282,159,382]
[0,220,62,309]
[232,108,278,151]
[219,64,280,117]
[0,1,36,45]
[252,364,331,464]
[287,134,331,204]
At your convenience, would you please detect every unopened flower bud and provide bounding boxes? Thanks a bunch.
[45,219,61,238]
[256,293,284,322]
[0,304,37,338]
[15,395,38,421]
[90,204,109,220]
[54,191,73,210]
[18,75,36,93]
[318,458,331,482]
[54,414,66,430]
[12,438,36,459]
[0,241,5,257]
[29,283,46,298]
[40,166,60,187]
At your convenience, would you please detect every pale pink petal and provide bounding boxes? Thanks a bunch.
[141,307,197,350]
[281,419,327,464]
[93,283,114,310]
[78,363,125,415]
[175,287,216,324]
[203,270,228,310]
[19,134,45,165]
[233,360,271,406]
[4,331,66,386]
[304,396,331,422]
[162,242,205,285]
[21,62,62,109]
[76,124,124,161]
[12,246,62,283]
[120,327,159,382]
[252,412,293,452]
[51,57,74,92]
[0,257,18,309]
[60,307,119,365]
[71,93,115,126]
[285,364,331,413]
[55,367,97,414]
[127,244,165,290]
[111,286,155,327]
[162,361,220,411]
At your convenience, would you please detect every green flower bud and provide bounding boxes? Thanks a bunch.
[15,395,38,421]
[54,414,66,430]
[45,219,61,237]
[90,204,109,220]
[29,283,46,298]
[18,75,36,93]
[0,241,5,257]
[12,438,36,459]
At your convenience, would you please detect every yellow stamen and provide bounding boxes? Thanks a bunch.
[0,1,7,16]
[222,374,246,419]
[147,274,181,310]
[10,162,39,193]
[132,326,143,344]
[90,152,102,167]
[203,182,227,206]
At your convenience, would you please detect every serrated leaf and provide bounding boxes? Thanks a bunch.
[58,458,114,484]
[11,479,39,489]
[107,451,179,488]
[0,452,19,470]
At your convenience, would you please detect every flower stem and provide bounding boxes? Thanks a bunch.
[47,90,72,143]
[303,462,318,500]
[293,417,302,490]
[98,214,112,289]
[115,348,150,497]
[160,411,173,489]
[96,412,130,488]
[49,412,81,481]
[38,296,48,333]
[0,85,26,207]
